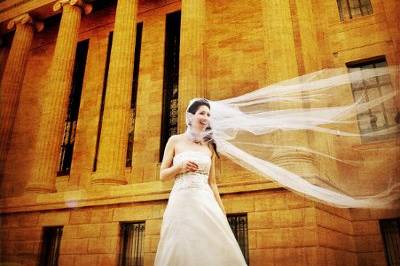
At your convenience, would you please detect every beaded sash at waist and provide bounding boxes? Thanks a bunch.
[173,173,209,191]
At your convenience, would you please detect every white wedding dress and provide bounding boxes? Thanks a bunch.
[154,150,248,266]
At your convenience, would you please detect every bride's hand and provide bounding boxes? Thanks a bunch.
[179,160,198,173]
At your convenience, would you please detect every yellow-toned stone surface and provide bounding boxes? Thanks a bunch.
[177,0,206,132]
[91,0,138,186]
[0,0,399,265]
[0,15,36,175]
[25,3,84,193]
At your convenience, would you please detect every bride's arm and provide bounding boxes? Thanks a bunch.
[159,136,181,181]
[208,153,226,215]
[159,135,198,181]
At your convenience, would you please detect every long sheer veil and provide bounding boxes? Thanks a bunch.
[204,66,400,208]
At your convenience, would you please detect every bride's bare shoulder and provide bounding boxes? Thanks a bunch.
[168,134,185,144]
[173,133,185,137]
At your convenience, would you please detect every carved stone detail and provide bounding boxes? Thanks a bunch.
[7,13,44,32]
[53,0,93,15]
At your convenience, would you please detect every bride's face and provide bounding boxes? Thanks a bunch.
[193,105,210,131]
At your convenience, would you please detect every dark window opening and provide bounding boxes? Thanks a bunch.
[93,31,113,172]
[160,11,181,162]
[0,31,14,82]
[379,218,400,266]
[119,222,145,266]
[39,226,63,266]
[346,56,398,142]
[337,0,373,21]
[227,213,250,265]
[126,22,143,167]
[57,39,89,176]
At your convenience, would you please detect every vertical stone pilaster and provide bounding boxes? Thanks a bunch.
[261,0,298,84]
[0,14,43,175]
[178,0,206,133]
[25,1,92,193]
[260,0,319,179]
[91,0,138,185]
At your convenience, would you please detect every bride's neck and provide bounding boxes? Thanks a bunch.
[190,127,204,135]
[185,127,205,145]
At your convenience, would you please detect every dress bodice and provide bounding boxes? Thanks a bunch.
[172,151,212,191]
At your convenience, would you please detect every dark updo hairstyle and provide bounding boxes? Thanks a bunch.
[187,98,210,115]
[187,98,219,158]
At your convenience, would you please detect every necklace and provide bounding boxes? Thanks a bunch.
[185,128,203,145]
[192,139,202,145]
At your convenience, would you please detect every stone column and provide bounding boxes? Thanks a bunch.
[25,0,92,193]
[178,0,206,133]
[261,0,319,179]
[91,0,138,185]
[0,14,43,175]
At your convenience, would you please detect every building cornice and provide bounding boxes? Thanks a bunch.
[0,0,93,33]
[0,0,53,22]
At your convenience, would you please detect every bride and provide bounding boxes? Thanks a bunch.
[153,65,399,265]
[154,98,247,266]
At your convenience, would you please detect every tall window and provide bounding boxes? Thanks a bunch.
[39,226,63,266]
[93,31,113,171]
[227,214,249,264]
[347,57,398,142]
[57,39,89,176]
[0,31,13,82]
[337,0,373,21]
[379,218,400,266]
[160,11,181,162]
[119,222,145,266]
[126,22,143,167]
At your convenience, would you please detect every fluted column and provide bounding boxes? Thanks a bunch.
[0,14,43,175]
[25,0,92,193]
[91,0,138,185]
[178,0,206,133]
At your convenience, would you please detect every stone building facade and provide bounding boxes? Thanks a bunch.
[0,0,399,265]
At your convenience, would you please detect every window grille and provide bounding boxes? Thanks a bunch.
[126,22,143,167]
[227,213,250,265]
[160,11,181,162]
[337,0,373,21]
[119,222,145,266]
[346,57,398,142]
[39,226,63,266]
[58,39,89,176]
[379,218,400,266]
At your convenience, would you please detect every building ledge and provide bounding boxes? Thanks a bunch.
[0,179,281,214]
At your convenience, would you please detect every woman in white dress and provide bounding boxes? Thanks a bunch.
[154,98,247,266]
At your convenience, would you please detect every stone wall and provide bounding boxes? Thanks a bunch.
[0,0,399,265]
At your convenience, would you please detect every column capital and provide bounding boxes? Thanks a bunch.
[7,13,44,32]
[53,0,93,15]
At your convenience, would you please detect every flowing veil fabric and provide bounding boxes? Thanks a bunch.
[204,66,399,208]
